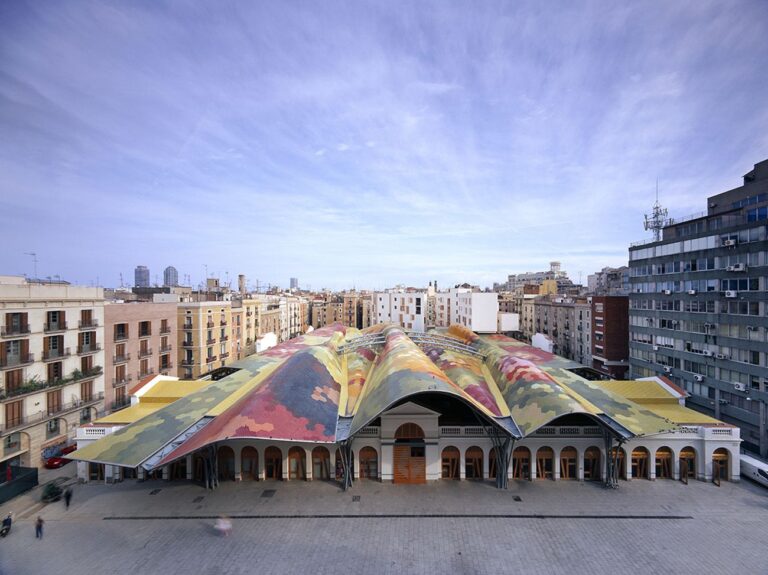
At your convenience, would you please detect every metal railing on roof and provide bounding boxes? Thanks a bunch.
[407,332,486,359]
[337,334,387,354]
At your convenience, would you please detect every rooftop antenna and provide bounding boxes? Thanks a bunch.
[644,178,668,242]
[119,273,124,288]
[24,252,38,280]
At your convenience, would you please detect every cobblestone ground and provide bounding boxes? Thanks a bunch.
[1,477,766,575]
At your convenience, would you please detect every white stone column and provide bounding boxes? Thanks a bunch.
[381,444,393,482]
[330,447,337,481]
[553,451,560,480]
[186,455,193,480]
[577,449,585,481]
[529,449,537,480]
[305,447,313,481]
[426,444,440,481]
[234,446,242,481]
[459,448,466,480]
[482,447,490,480]
[162,465,169,480]
[257,446,265,480]
[282,450,290,481]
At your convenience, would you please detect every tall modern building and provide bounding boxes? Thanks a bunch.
[290,277,299,290]
[628,159,768,457]
[163,266,178,287]
[134,266,149,288]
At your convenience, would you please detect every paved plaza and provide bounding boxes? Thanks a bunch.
[0,475,767,575]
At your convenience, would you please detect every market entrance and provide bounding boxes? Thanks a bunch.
[393,423,426,484]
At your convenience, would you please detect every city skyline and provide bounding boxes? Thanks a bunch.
[2,1,768,290]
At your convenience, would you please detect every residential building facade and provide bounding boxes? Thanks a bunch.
[178,302,233,380]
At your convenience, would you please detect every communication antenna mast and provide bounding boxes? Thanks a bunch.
[119,273,124,288]
[644,179,668,242]
[24,252,38,279]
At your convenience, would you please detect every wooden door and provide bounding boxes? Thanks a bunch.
[393,445,425,484]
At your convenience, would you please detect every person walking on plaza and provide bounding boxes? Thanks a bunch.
[64,487,72,509]
[35,516,44,539]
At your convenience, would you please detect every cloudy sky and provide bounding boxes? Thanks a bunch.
[1,1,767,291]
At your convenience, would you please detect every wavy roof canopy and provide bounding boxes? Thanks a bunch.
[72,323,685,470]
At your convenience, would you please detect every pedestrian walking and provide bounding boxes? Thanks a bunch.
[35,516,44,539]
[64,487,72,509]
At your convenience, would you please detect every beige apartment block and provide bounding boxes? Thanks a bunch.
[178,302,233,379]
[104,301,178,412]
[230,306,244,361]
[0,276,105,470]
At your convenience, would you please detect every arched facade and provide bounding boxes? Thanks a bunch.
[465,446,484,480]
[655,447,673,479]
[265,446,283,480]
[393,423,426,484]
[441,446,460,479]
[536,447,554,480]
[512,446,530,480]
[241,446,259,480]
[288,446,306,480]
[631,447,650,480]
[679,446,696,481]
[712,448,730,483]
[560,447,577,480]
[312,446,331,480]
[217,445,235,481]
[359,447,378,480]
[584,447,601,481]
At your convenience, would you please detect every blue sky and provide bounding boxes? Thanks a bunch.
[1,1,767,291]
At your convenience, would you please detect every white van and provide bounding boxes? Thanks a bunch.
[740,452,768,488]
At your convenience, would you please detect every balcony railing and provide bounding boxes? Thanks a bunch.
[160,326,172,334]
[1,391,104,432]
[1,325,30,337]
[182,341,194,348]
[182,323,194,330]
[220,320,228,326]
[0,354,34,370]
[111,397,131,411]
[206,338,216,345]
[43,348,71,361]
[44,322,68,332]
[139,331,151,338]
[113,353,131,364]
[220,352,229,359]
[160,362,173,371]
[112,375,132,387]
[114,333,128,342]
[220,335,229,342]
[206,321,215,328]
[160,345,173,353]
[138,368,155,379]
[77,343,101,355]
[78,319,99,329]
[138,348,153,358]
[181,358,195,367]
[205,355,217,363]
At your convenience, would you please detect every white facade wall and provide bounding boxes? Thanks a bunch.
[374,291,426,332]
[455,292,499,333]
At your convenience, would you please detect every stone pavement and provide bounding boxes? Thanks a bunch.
[0,476,767,575]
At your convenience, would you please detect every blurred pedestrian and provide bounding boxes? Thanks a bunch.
[5,466,11,483]
[64,487,72,509]
[35,516,44,539]
[214,515,232,536]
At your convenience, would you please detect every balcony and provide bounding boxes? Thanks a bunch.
[44,322,68,333]
[182,341,194,348]
[182,323,194,330]
[113,353,131,364]
[206,321,215,328]
[159,344,173,353]
[138,368,155,379]
[181,358,195,367]
[43,348,71,361]
[138,348,153,358]
[206,338,216,345]
[114,332,128,342]
[160,326,172,335]
[246,311,253,317]
[1,324,30,338]
[1,391,104,432]
[78,319,99,329]
[220,352,229,359]
[77,343,101,355]
[220,319,228,326]
[112,375,133,387]
[111,396,131,411]
[0,353,34,370]
[160,362,173,371]
[138,331,152,339]
[205,355,217,363]
[220,335,229,342]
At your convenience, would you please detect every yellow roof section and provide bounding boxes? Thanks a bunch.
[640,402,727,426]
[139,380,210,403]
[95,403,169,424]
[594,380,679,403]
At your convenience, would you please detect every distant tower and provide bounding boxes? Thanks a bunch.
[550,261,561,274]
[238,274,246,295]
[290,277,299,290]
[134,265,150,288]
[163,266,178,287]
[644,181,668,242]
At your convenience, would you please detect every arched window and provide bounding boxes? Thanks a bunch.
[679,446,696,482]
[241,446,259,480]
[465,446,484,480]
[217,446,235,481]
[359,447,378,480]
[631,447,650,479]
[712,448,729,484]
[265,446,283,480]
[536,447,554,480]
[288,447,306,480]
[512,447,530,480]
[584,447,601,481]
[560,447,577,480]
[312,446,331,480]
[655,447,673,479]
[395,423,425,440]
[441,447,460,479]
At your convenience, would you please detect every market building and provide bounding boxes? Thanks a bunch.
[72,323,740,487]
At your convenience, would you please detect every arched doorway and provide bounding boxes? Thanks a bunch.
[394,423,426,484]
[441,447,460,479]
[359,447,378,480]
[217,446,235,481]
[465,446,484,480]
[631,447,650,479]
[679,446,696,482]
[241,447,259,480]
[265,446,283,480]
[584,447,601,481]
[536,447,554,480]
[334,448,355,482]
[560,447,577,480]
[610,447,627,480]
[288,447,306,480]
[712,448,729,484]
[193,453,206,483]
[655,447,673,479]
[312,446,331,480]
[512,447,530,480]
[170,458,187,480]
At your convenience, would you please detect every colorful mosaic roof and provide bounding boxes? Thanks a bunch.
[72,323,682,470]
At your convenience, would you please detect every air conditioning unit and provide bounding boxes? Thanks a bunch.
[694,375,704,382]
[663,366,672,373]
[722,239,737,247]
[733,383,746,392]
[715,353,727,360]
[652,345,659,351]
[662,289,672,295]
[725,290,738,298]
[702,350,714,357]
[687,289,697,295]
[731,263,746,272]
[726,265,735,272]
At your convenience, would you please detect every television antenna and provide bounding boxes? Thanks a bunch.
[644,179,668,242]
[24,252,38,279]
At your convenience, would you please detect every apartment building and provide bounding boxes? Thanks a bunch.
[591,296,629,378]
[104,302,177,412]
[0,276,105,471]
[374,290,426,331]
[628,159,768,457]
[178,302,233,380]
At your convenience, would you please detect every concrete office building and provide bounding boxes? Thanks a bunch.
[163,266,178,288]
[629,159,768,457]
[134,266,150,288]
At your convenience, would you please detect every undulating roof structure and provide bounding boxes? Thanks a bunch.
[73,323,697,472]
